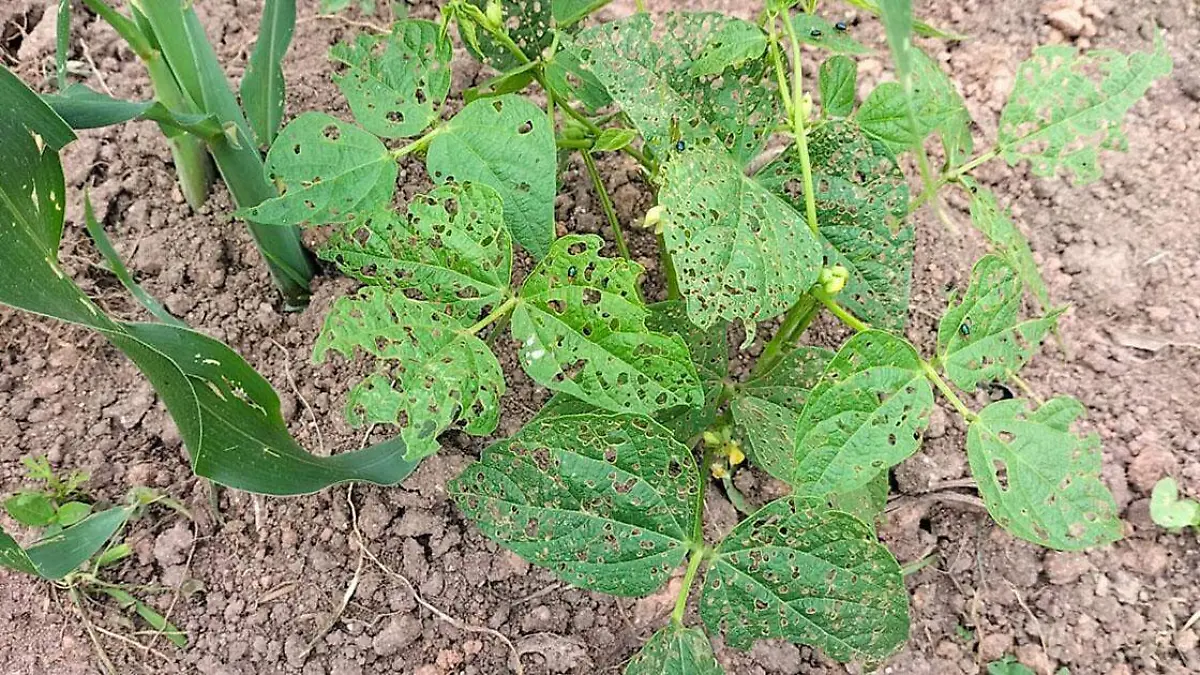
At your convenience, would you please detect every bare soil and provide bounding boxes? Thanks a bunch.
[2,0,1199,673]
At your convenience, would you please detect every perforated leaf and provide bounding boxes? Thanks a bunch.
[937,256,1062,391]
[789,14,869,55]
[689,18,767,77]
[543,48,612,112]
[246,113,396,225]
[450,413,702,596]
[756,121,913,331]
[625,624,723,675]
[967,397,1121,550]
[829,472,890,527]
[314,288,504,460]
[959,180,1049,308]
[319,182,511,321]
[700,496,909,662]
[513,236,703,415]
[819,55,857,117]
[659,145,822,335]
[330,19,452,139]
[461,0,552,71]
[998,36,1171,185]
[732,347,832,478]
[790,331,933,495]
[573,12,777,165]
[426,95,555,258]
[911,50,974,165]
[647,301,729,442]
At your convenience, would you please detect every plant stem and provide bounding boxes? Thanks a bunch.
[752,293,818,378]
[671,547,705,626]
[813,288,870,333]
[581,151,631,261]
[920,360,977,422]
[390,127,442,159]
[465,296,519,335]
[555,137,592,149]
[658,231,680,300]
[779,12,820,238]
[766,17,794,121]
[943,147,1000,182]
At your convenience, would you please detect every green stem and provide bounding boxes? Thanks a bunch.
[581,151,631,261]
[555,137,592,149]
[943,147,1000,181]
[921,360,977,422]
[466,296,518,335]
[766,18,794,121]
[779,12,820,238]
[752,293,818,378]
[390,126,443,159]
[671,547,705,625]
[813,288,869,333]
[658,231,680,300]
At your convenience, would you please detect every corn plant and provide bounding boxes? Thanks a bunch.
[43,0,317,306]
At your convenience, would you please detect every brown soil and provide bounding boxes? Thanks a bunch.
[3,0,1199,673]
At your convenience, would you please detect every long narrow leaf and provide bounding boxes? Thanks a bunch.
[241,0,295,147]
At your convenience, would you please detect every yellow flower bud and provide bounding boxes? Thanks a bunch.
[727,442,745,466]
[710,462,729,479]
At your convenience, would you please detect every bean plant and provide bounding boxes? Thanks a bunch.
[251,0,1172,668]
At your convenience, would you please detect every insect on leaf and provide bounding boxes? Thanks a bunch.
[1150,477,1199,530]
[646,301,729,442]
[960,179,1050,309]
[789,14,870,55]
[513,235,703,415]
[819,55,858,118]
[937,255,1063,391]
[450,413,702,596]
[790,331,934,495]
[689,18,768,77]
[330,19,452,139]
[241,0,295,147]
[967,396,1122,550]
[314,287,504,460]
[245,113,397,226]
[427,95,556,258]
[320,181,512,321]
[625,624,724,675]
[700,496,909,663]
[998,35,1172,185]
[461,0,552,70]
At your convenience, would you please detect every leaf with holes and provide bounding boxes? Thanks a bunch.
[689,18,767,77]
[819,55,858,118]
[700,496,909,662]
[625,624,724,675]
[319,181,511,321]
[967,397,1121,550]
[789,14,869,55]
[659,145,822,337]
[426,95,556,258]
[245,113,396,225]
[573,12,777,165]
[314,288,504,460]
[789,331,933,495]
[998,35,1171,185]
[543,48,612,112]
[857,56,971,156]
[911,50,974,165]
[937,256,1063,391]
[646,301,729,442]
[330,19,452,139]
[461,0,552,71]
[450,413,702,596]
[961,179,1051,309]
[829,472,890,528]
[756,121,913,331]
[731,347,832,479]
[512,235,702,415]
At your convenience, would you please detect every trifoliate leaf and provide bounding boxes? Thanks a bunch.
[659,144,822,335]
[245,113,396,225]
[314,288,504,460]
[819,55,858,117]
[625,624,723,675]
[731,347,832,479]
[967,397,1122,550]
[573,12,777,165]
[647,301,729,442]
[1150,477,1199,530]
[960,179,1050,309]
[330,19,452,139]
[700,496,909,662]
[513,236,703,415]
[460,0,552,71]
[790,14,870,55]
[450,413,702,596]
[689,18,768,77]
[790,331,933,495]
[937,255,1062,391]
[756,121,913,331]
[319,181,512,321]
[427,95,556,258]
[998,36,1172,185]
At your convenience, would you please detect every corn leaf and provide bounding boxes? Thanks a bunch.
[241,0,295,146]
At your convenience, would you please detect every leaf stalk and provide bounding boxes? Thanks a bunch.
[465,296,519,336]
[671,546,706,626]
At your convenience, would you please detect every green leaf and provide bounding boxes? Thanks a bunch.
[911,50,974,165]
[937,256,1062,390]
[756,121,913,331]
[427,95,556,258]
[314,288,504,460]
[42,84,223,138]
[988,656,1036,675]
[319,181,511,321]
[450,413,702,596]
[659,145,822,335]
[592,127,638,152]
[731,347,832,478]
[998,36,1172,185]
[646,301,729,442]
[790,331,933,495]
[552,0,608,26]
[1150,478,1199,530]
[877,0,914,81]
[967,397,1122,550]
[843,0,965,40]
[960,179,1050,309]
[241,0,295,147]
[829,472,890,527]
[689,18,768,77]
[573,12,777,165]
[700,496,909,662]
[330,19,452,139]
[513,235,703,414]
[246,113,396,226]
[790,14,870,55]
[856,82,920,152]
[95,542,133,568]
[625,624,723,675]
[819,55,858,117]
[4,493,57,527]
[544,48,612,112]
[55,502,93,527]
[461,0,552,71]
[464,61,539,103]
[132,600,188,647]
[0,506,134,579]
